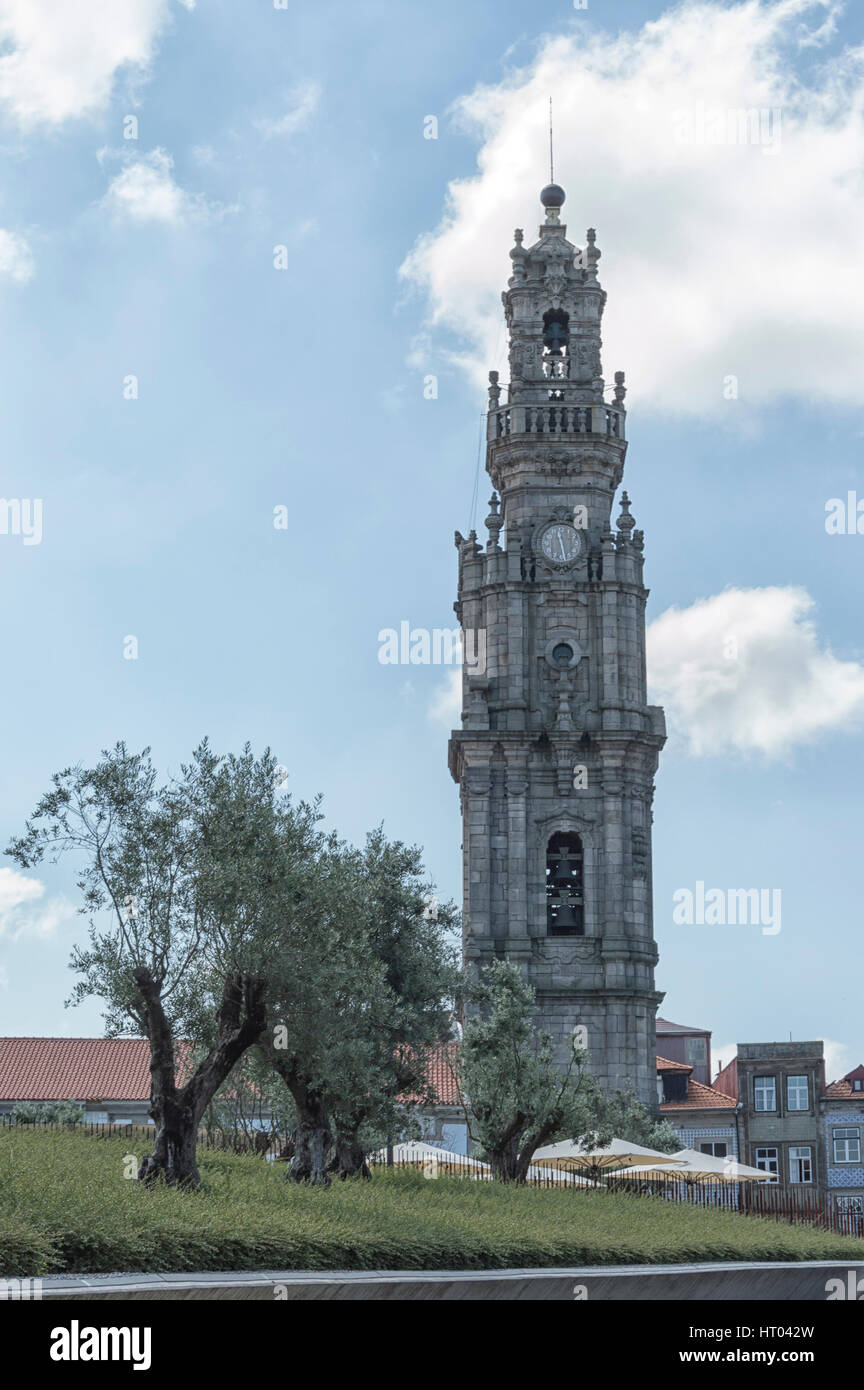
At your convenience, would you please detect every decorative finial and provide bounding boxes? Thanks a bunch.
[583,227,600,277]
[540,98,566,223]
[616,491,636,542]
[485,493,503,552]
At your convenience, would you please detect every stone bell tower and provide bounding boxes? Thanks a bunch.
[448,181,666,1105]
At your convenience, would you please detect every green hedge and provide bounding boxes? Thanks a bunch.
[1,1128,861,1276]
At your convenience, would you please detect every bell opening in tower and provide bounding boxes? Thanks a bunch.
[545,831,584,937]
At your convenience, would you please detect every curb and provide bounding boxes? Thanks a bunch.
[32,1260,864,1301]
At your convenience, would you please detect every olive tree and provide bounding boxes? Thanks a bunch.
[259,831,459,1185]
[456,961,680,1181]
[6,740,321,1188]
[454,960,607,1182]
[326,830,459,1179]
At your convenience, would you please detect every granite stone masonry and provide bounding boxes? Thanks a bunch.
[449,184,665,1105]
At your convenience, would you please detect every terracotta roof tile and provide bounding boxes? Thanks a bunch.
[661,1077,737,1111]
[826,1064,864,1100]
[656,1055,692,1073]
[422,1042,461,1107]
[0,1037,190,1102]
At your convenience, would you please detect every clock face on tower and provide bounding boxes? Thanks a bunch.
[539,522,582,566]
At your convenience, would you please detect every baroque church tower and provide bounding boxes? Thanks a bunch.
[448,181,666,1105]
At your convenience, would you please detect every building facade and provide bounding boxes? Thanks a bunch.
[656,1016,712,1086]
[822,1063,864,1220]
[448,182,665,1104]
[715,1042,826,1197]
[657,1055,740,1157]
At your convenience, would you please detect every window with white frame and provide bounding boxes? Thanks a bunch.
[836,1196,864,1214]
[832,1127,862,1164]
[686,1037,707,1064]
[754,1146,779,1182]
[753,1076,776,1112]
[786,1075,809,1111]
[789,1146,813,1183]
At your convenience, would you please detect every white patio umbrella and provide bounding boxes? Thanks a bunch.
[605,1153,770,1183]
[604,1164,692,1181]
[528,1164,598,1187]
[371,1141,488,1171]
[670,1148,773,1182]
[530,1137,686,1174]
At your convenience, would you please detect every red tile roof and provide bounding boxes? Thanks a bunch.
[656,1055,692,1074]
[0,1037,189,1102]
[825,1064,864,1100]
[423,1042,461,1107]
[661,1077,737,1111]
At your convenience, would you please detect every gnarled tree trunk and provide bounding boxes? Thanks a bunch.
[271,1057,332,1186]
[488,1134,523,1183]
[134,966,267,1189]
[484,1114,561,1184]
[329,1130,371,1180]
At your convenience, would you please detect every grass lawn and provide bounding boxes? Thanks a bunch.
[1,1128,862,1276]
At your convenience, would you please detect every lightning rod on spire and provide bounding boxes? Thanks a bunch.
[549,96,554,183]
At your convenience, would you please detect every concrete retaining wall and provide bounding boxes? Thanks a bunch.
[35,1261,864,1301]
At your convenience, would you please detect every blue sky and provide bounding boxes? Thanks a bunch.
[0,0,862,1081]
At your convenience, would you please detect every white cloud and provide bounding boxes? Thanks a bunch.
[400,0,864,415]
[0,228,33,282]
[255,82,321,139]
[102,147,187,222]
[101,147,231,225]
[428,668,462,724]
[711,1042,737,1077]
[430,585,864,756]
[0,866,44,915]
[0,0,188,128]
[0,866,72,940]
[824,1037,855,1082]
[191,143,216,167]
[647,586,864,757]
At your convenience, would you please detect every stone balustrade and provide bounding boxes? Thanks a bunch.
[489,403,625,441]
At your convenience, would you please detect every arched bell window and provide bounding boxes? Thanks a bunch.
[542,309,570,387]
[546,831,584,936]
[542,308,570,356]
